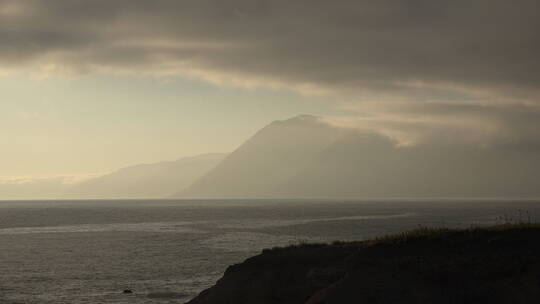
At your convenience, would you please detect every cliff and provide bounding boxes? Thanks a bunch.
[187,225,540,304]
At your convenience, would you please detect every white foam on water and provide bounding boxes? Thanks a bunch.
[209,213,414,229]
[200,232,324,252]
[0,222,204,235]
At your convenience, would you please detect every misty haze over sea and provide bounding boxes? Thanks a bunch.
[2,1,540,303]
[1,199,539,303]
[4,115,540,201]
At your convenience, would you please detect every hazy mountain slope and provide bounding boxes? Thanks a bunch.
[178,115,344,198]
[284,134,540,198]
[67,153,227,199]
[178,116,540,198]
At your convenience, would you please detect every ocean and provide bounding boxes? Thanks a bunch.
[1,199,539,304]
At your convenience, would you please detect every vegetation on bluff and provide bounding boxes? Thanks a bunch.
[188,223,540,304]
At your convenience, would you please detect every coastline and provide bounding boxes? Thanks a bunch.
[187,224,540,304]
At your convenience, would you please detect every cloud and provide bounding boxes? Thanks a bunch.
[1,1,538,92]
[324,102,540,148]
[0,174,97,185]
[0,174,97,199]
[1,0,539,145]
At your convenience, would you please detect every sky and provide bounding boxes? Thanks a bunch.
[1,73,336,177]
[1,0,539,180]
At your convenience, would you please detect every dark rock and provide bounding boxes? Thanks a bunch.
[187,225,540,304]
[147,291,189,299]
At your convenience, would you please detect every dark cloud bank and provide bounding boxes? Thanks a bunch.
[2,0,539,147]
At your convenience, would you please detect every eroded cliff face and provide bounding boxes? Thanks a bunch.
[187,226,540,304]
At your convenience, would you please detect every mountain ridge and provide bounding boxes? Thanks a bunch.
[177,115,540,198]
[176,115,345,198]
[66,153,227,199]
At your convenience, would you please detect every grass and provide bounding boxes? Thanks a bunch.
[192,215,540,304]
[369,222,540,245]
[264,212,540,253]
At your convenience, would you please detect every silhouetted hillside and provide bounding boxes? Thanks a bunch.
[178,115,344,198]
[178,115,540,198]
[66,153,226,199]
[188,225,540,304]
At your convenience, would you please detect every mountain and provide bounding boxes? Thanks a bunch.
[177,115,540,198]
[177,115,345,198]
[283,132,540,198]
[66,153,227,199]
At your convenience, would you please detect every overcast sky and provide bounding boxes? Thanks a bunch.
[1,0,539,178]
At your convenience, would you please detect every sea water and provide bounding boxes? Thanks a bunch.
[0,199,539,304]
